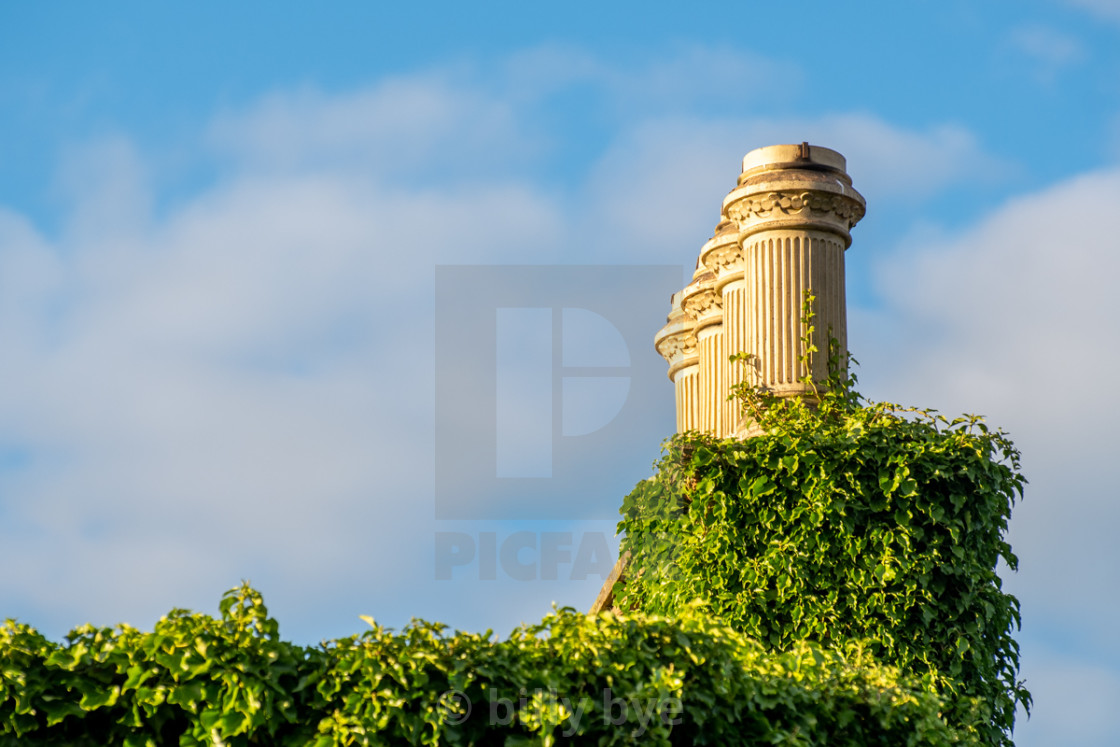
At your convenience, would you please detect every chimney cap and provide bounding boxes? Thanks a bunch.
[741,142,847,176]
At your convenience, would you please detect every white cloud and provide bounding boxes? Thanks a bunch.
[55,136,153,240]
[0,124,566,638]
[207,73,534,180]
[1063,0,1120,23]
[1009,24,1085,66]
[864,168,1120,441]
[850,168,1120,745]
[610,44,797,111]
[580,112,1007,268]
[501,42,795,112]
[796,114,1010,202]
[1004,24,1086,84]
[1013,649,1120,746]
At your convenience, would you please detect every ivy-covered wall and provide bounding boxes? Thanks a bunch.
[616,379,1028,745]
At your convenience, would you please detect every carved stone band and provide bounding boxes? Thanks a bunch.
[681,288,722,320]
[726,190,866,228]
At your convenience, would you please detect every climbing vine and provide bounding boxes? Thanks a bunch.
[1,584,969,745]
[616,296,1029,744]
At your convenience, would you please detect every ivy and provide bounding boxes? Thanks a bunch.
[615,305,1029,745]
[1,584,970,745]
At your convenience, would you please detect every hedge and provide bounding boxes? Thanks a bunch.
[1,583,970,746]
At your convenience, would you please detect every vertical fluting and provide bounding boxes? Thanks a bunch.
[743,237,766,395]
[721,281,747,435]
[766,239,776,387]
[739,230,850,397]
[655,143,864,437]
[696,326,725,436]
[840,239,846,362]
[715,333,725,435]
[798,234,847,382]
[782,237,791,385]
[674,366,700,432]
[688,368,700,431]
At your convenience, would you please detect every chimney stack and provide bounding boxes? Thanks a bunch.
[591,145,866,613]
[655,143,866,436]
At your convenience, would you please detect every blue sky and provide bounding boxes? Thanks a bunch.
[3,1,1120,743]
